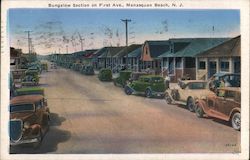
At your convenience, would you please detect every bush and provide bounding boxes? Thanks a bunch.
[98,68,112,81]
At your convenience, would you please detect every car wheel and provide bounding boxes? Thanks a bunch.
[145,88,152,98]
[187,98,195,112]
[231,112,241,131]
[165,92,172,104]
[33,129,42,149]
[124,86,132,95]
[195,104,204,118]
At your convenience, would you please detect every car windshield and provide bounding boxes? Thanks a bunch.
[10,104,34,113]
[151,77,163,83]
[189,82,207,89]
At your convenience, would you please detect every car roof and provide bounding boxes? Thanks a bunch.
[10,95,44,105]
[218,87,241,92]
[140,75,163,78]
[213,72,240,77]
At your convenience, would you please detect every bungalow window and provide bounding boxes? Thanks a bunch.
[175,58,182,68]
[199,61,206,69]
[220,61,229,72]
[185,57,195,68]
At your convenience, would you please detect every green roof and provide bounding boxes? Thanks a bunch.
[146,40,170,58]
[128,47,142,58]
[98,47,125,58]
[158,38,229,58]
[197,36,240,57]
[114,44,142,58]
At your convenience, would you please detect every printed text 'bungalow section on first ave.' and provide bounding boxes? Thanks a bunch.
[48,2,184,8]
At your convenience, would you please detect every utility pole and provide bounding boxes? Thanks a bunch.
[121,19,131,68]
[25,31,32,54]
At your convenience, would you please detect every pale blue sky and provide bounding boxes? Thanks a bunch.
[9,9,240,54]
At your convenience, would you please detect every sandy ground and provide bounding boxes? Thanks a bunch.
[10,65,240,154]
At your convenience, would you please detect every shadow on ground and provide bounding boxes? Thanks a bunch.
[10,113,71,154]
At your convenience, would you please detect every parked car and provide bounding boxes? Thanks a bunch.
[22,70,39,86]
[209,73,240,92]
[10,95,50,148]
[98,68,112,81]
[128,72,148,83]
[124,75,166,98]
[82,65,95,75]
[113,70,132,87]
[165,80,215,112]
[15,87,44,96]
[195,87,241,130]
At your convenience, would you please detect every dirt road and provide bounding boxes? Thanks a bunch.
[10,66,240,154]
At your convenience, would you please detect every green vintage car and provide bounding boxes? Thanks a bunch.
[81,65,95,75]
[15,87,45,96]
[124,75,166,98]
[113,70,132,87]
[22,70,39,86]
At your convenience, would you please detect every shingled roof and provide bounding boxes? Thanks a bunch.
[197,36,240,57]
[97,47,125,58]
[146,40,170,58]
[114,44,142,58]
[158,38,229,58]
[128,47,142,58]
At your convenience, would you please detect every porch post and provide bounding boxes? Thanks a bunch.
[195,57,199,80]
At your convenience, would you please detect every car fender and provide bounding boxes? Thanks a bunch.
[30,124,41,135]
[195,99,206,112]
[229,108,241,121]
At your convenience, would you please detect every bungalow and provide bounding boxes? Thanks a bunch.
[196,35,240,80]
[127,46,143,72]
[112,44,142,72]
[141,40,170,74]
[96,47,124,69]
[158,38,229,82]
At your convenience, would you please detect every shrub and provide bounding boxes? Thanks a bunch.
[98,68,112,81]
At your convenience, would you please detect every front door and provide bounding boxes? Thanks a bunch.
[209,61,217,78]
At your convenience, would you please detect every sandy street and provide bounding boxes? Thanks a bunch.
[10,66,240,154]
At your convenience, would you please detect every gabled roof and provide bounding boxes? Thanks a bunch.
[114,44,142,58]
[158,38,229,58]
[145,40,170,58]
[197,36,240,57]
[128,47,142,58]
[97,46,125,58]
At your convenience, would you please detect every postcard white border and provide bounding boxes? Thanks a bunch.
[1,0,249,160]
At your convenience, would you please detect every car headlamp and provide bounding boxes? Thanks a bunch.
[24,121,30,129]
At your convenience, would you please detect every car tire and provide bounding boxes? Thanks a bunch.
[195,104,204,118]
[33,129,42,149]
[231,112,241,131]
[165,92,172,104]
[187,98,195,112]
[145,88,152,98]
[124,86,132,95]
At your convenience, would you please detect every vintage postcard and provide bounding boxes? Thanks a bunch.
[1,0,249,160]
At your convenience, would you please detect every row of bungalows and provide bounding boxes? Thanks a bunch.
[156,38,230,82]
[91,36,240,82]
[53,35,240,82]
